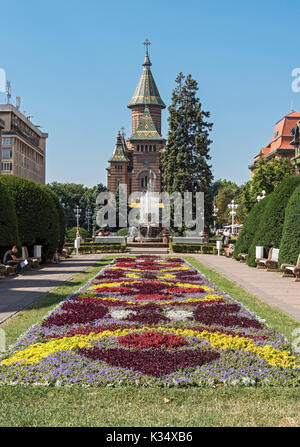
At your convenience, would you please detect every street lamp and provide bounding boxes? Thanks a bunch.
[257,190,266,202]
[228,199,238,235]
[86,208,92,233]
[213,205,219,232]
[74,205,82,228]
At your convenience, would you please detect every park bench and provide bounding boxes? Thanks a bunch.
[280,255,300,282]
[0,263,16,277]
[238,253,248,263]
[22,246,40,268]
[256,248,279,271]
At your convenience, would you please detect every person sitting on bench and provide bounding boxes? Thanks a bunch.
[225,243,235,258]
[3,246,24,276]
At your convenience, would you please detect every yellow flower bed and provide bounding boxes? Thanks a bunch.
[1,326,298,369]
[77,293,222,305]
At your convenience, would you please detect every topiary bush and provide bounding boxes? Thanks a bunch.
[233,195,272,260]
[66,227,91,239]
[0,178,20,261]
[1,175,60,261]
[247,176,300,267]
[117,228,129,236]
[279,184,300,266]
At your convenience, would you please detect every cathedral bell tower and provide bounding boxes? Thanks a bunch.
[107,40,166,195]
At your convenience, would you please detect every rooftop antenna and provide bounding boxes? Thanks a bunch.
[16,96,21,110]
[6,80,11,104]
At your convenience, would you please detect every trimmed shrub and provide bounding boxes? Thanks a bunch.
[66,227,91,239]
[247,176,300,267]
[279,184,300,266]
[0,179,20,260]
[233,195,271,260]
[1,175,60,261]
[117,228,129,236]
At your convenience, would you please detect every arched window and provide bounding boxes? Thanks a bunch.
[141,145,144,152]
[145,145,148,151]
[153,145,156,151]
[141,176,148,188]
[137,145,140,151]
[149,145,152,151]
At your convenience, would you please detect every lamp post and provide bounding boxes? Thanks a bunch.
[74,205,81,228]
[86,208,92,233]
[228,199,238,235]
[257,190,266,202]
[74,205,82,255]
[213,205,219,233]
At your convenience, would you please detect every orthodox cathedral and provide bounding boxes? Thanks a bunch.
[107,41,166,195]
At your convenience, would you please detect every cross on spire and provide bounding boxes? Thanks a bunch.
[143,38,151,54]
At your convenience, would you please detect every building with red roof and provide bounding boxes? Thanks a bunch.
[249,111,300,174]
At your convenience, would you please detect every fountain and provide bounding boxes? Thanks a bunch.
[128,178,164,243]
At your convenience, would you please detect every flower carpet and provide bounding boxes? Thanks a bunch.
[0,256,299,387]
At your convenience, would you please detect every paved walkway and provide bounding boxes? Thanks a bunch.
[195,255,300,322]
[0,254,105,324]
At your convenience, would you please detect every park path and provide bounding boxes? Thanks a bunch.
[194,254,300,322]
[0,254,105,324]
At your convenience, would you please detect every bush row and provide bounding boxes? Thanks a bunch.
[0,175,66,262]
[171,242,225,255]
[65,243,126,254]
[233,176,300,267]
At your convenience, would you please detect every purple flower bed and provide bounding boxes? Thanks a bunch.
[0,256,299,387]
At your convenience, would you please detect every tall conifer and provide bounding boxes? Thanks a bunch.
[161,73,213,230]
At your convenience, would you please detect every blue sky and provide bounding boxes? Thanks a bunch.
[0,0,299,187]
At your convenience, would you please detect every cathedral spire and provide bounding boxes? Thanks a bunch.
[108,131,129,162]
[143,38,152,67]
[128,40,166,109]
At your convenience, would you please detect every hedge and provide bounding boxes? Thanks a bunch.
[233,195,271,260]
[170,242,225,255]
[0,175,60,261]
[0,179,20,260]
[65,243,126,254]
[279,184,300,266]
[247,176,300,267]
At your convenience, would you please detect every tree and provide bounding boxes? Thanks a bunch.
[47,182,107,230]
[247,176,300,267]
[0,178,20,260]
[243,158,295,212]
[1,175,60,261]
[161,73,213,231]
[279,184,300,266]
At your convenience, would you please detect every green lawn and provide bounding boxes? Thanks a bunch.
[0,255,299,427]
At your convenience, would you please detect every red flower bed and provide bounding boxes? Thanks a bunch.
[78,347,220,376]
[75,296,131,307]
[127,310,169,325]
[42,301,108,327]
[167,287,206,294]
[133,294,174,301]
[194,303,263,329]
[118,332,186,349]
